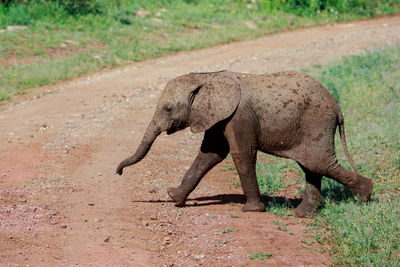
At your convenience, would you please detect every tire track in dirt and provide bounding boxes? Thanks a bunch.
[1,16,400,266]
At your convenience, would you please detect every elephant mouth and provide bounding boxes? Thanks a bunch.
[166,120,187,135]
[167,128,178,135]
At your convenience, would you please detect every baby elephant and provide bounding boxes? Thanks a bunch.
[116,70,373,217]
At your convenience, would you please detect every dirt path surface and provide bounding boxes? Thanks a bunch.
[1,16,400,266]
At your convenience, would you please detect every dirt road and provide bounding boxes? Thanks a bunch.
[1,16,400,266]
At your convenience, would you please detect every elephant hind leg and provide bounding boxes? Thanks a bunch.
[294,164,322,217]
[297,153,373,203]
[323,162,373,202]
[288,137,372,203]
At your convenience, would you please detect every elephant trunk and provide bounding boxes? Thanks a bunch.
[116,120,161,175]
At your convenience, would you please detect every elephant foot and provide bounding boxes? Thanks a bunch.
[294,184,322,218]
[241,199,265,212]
[294,199,320,217]
[167,187,187,207]
[350,175,373,202]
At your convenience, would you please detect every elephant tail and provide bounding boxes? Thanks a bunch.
[337,112,359,174]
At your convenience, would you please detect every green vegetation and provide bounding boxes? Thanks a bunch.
[1,0,400,101]
[225,227,239,233]
[256,156,302,216]
[249,251,272,260]
[273,219,291,233]
[261,46,400,265]
[257,158,296,195]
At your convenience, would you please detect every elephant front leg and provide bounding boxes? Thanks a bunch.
[294,165,322,217]
[167,127,229,206]
[231,155,266,212]
[224,114,265,212]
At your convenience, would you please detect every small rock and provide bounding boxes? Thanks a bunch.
[47,211,57,217]
[208,213,218,219]
[61,225,67,229]
[39,123,48,132]
[93,217,103,222]
[244,21,258,30]
[193,254,205,260]
[104,236,110,243]
[18,198,27,203]
[6,25,29,32]
[149,187,157,193]
[147,225,156,231]
[88,203,95,206]
[150,215,157,220]
[143,221,149,226]
[65,40,79,45]
[136,9,151,17]
[215,229,226,234]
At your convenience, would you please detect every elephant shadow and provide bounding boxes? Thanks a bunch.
[134,193,302,209]
[320,179,355,203]
[133,181,354,209]
[187,194,303,209]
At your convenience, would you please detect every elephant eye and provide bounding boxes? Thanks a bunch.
[164,106,173,113]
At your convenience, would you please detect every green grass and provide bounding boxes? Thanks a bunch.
[1,0,400,101]
[248,251,272,260]
[256,157,298,195]
[260,46,400,265]
[256,156,301,215]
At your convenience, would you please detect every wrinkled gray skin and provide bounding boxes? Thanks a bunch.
[116,70,373,217]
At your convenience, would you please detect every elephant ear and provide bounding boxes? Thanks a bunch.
[189,73,241,133]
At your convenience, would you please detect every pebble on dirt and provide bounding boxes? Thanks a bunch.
[193,254,205,260]
[149,187,157,193]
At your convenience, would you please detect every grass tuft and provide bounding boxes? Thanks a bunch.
[248,251,272,260]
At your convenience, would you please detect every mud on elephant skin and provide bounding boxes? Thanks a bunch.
[116,70,373,217]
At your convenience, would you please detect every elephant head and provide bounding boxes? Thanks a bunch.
[116,71,241,175]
